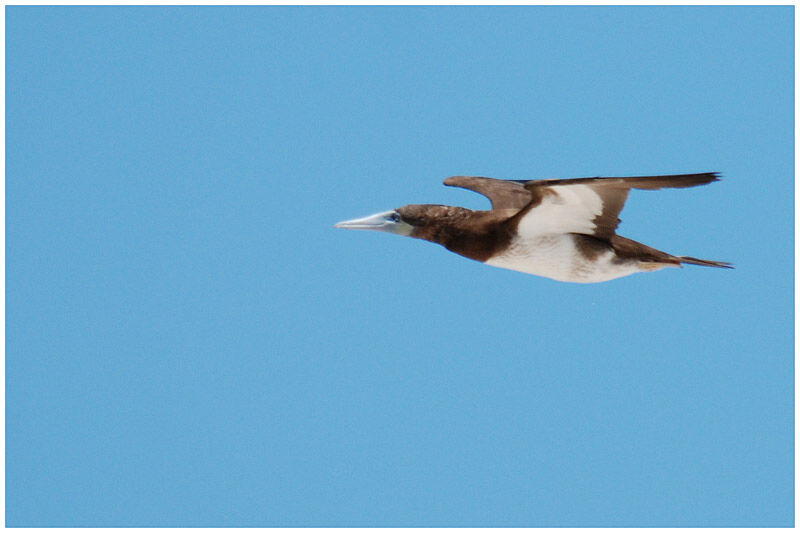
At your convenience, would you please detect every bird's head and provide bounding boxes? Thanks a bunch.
[334,204,449,237]
[335,204,507,262]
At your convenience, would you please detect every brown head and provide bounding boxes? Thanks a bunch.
[335,204,513,262]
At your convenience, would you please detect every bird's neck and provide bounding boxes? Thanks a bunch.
[411,210,513,263]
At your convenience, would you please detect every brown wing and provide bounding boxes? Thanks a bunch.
[518,172,720,239]
[523,172,720,191]
[443,176,533,211]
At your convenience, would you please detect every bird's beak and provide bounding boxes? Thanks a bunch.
[334,210,412,235]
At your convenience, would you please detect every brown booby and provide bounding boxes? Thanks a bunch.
[334,173,732,283]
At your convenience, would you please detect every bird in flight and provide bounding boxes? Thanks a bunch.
[334,173,732,283]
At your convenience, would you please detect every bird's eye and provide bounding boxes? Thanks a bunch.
[389,212,400,222]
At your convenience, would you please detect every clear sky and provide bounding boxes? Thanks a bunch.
[6,6,793,527]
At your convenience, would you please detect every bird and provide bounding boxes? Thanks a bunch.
[334,172,732,283]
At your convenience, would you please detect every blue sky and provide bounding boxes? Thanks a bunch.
[6,6,793,527]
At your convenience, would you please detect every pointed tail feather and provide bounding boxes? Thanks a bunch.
[678,256,734,269]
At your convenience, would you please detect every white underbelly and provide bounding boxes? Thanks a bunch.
[485,235,649,283]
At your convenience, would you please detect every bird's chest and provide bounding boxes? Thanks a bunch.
[434,224,512,263]
[484,234,635,283]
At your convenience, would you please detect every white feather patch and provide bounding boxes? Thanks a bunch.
[515,184,603,237]
[485,234,659,283]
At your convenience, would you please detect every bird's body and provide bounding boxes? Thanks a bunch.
[335,173,731,283]
[485,233,643,283]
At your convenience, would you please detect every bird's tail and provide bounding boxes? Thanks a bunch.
[678,256,734,269]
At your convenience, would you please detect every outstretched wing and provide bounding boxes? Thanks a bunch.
[511,172,720,239]
[444,176,533,211]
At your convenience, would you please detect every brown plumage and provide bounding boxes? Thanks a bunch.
[396,204,515,262]
[336,172,732,283]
